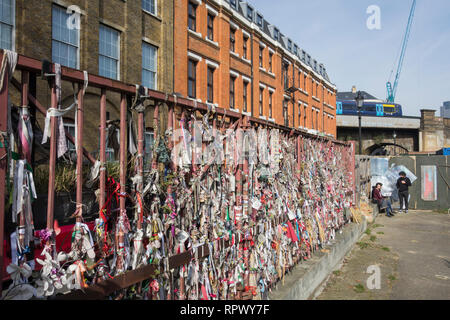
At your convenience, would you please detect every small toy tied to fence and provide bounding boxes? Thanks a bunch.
[0,51,355,300]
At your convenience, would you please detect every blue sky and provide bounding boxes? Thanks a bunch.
[252,0,450,116]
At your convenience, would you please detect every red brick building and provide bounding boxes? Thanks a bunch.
[174,0,337,137]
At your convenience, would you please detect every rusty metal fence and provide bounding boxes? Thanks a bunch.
[0,51,355,300]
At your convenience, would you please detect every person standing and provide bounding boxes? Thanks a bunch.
[396,171,412,213]
[372,183,395,217]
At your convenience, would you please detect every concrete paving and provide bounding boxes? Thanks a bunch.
[316,210,450,300]
[378,210,450,300]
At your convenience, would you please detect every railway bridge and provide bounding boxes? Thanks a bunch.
[337,109,449,155]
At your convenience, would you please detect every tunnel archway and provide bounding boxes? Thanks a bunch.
[366,143,409,156]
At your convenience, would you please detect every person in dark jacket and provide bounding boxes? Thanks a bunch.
[372,183,394,217]
[396,171,412,213]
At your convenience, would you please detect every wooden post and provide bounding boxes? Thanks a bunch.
[151,103,159,170]
[46,78,57,242]
[0,64,8,296]
[75,83,84,223]
[136,109,144,229]
[99,89,106,210]
[17,71,29,251]
[117,94,127,273]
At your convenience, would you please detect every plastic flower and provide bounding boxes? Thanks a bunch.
[0,263,35,300]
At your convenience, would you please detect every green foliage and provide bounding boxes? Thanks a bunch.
[357,241,369,249]
[353,284,365,293]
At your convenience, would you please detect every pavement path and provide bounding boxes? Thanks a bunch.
[315,210,450,300]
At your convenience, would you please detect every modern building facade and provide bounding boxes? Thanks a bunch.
[174,0,337,137]
[1,0,173,158]
[441,101,450,118]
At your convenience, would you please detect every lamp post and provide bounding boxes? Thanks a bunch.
[393,130,397,156]
[355,91,364,155]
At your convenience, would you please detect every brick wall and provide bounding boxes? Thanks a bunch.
[10,0,173,155]
[174,0,336,136]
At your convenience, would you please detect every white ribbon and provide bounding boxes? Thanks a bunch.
[41,101,77,145]
[11,160,36,249]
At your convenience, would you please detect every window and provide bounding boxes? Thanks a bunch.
[207,13,214,41]
[188,1,197,31]
[243,81,248,112]
[259,88,264,116]
[294,44,298,55]
[142,0,156,15]
[274,28,279,41]
[283,99,289,127]
[298,103,301,126]
[298,71,301,88]
[283,63,289,90]
[243,36,248,59]
[64,122,76,152]
[288,40,292,52]
[364,105,376,112]
[247,6,253,20]
[269,91,273,119]
[105,127,119,162]
[256,14,263,27]
[316,110,319,130]
[207,66,214,103]
[142,42,157,89]
[0,0,14,50]
[229,76,235,108]
[292,102,295,127]
[144,130,154,171]
[99,24,120,79]
[229,0,237,9]
[188,59,197,98]
[230,27,235,52]
[343,103,355,111]
[304,74,307,91]
[268,52,273,72]
[52,5,79,68]
[304,105,307,127]
[259,46,263,68]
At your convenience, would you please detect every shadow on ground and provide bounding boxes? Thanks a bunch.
[315,210,450,300]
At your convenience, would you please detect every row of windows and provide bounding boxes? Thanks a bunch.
[187,1,333,98]
[189,58,273,116]
[187,57,333,128]
[225,0,327,78]
[0,1,158,89]
[188,58,280,119]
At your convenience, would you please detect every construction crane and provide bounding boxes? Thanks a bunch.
[386,0,417,103]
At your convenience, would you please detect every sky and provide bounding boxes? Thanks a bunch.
[251,0,450,116]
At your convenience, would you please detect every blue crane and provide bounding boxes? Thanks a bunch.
[386,0,417,103]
